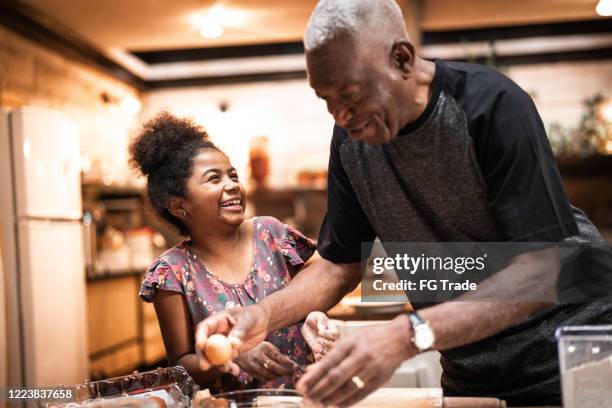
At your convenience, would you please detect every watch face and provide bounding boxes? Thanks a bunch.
[414,326,435,350]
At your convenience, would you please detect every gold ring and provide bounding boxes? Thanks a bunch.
[351,376,365,389]
[263,359,271,370]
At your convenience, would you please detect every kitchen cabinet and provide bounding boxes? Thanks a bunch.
[86,271,166,378]
[87,274,140,377]
[142,301,165,365]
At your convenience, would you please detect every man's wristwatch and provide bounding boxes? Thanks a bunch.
[407,312,435,352]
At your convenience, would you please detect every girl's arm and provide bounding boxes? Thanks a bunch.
[153,289,232,385]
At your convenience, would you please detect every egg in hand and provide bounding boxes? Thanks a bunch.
[204,334,233,365]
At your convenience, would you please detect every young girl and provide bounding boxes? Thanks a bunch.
[129,112,337,394]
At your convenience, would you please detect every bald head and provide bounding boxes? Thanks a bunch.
[304,0,409,52]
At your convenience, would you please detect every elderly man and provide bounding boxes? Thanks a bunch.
[195,0,611,406]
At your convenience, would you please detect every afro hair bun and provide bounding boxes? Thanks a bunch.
[129,111,210,176]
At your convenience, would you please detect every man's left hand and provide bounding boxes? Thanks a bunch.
[296,314,416,407]
[301,311,340,361]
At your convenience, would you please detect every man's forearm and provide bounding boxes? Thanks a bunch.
[260,258,360,332]
[421,301,548,350]
[420,247,558,350]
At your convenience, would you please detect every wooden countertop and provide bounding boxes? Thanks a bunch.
[327,301,411,321]
[327,291,412,321]
[356,388,560,408]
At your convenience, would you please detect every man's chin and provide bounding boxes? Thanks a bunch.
[362,137,386,145]
[362,129,393,145]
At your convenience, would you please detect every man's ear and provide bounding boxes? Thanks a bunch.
[391,41,415,77]
[167,196,189,219]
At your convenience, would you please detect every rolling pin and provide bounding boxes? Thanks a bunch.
[348,389,508,407]
[442,397,507,407]
[372,397,506,408]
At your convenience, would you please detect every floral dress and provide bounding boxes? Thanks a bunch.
[140,216,316,394]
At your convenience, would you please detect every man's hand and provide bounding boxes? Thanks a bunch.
[301,311,340,361]
[195,304,271,371]
[235,341,300,380]
[297,315,416,407]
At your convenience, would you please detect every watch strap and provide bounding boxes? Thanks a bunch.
[407,311,425,328]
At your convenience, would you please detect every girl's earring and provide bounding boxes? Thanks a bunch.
[182,211,188,217]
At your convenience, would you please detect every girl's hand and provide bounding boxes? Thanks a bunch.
[234,341,299,380]
[301,311,340,361]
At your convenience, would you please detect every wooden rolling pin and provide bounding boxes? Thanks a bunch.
[361,396,506,407]
[384,397,506,408]
[355,389,507,407]
[443,397,506,408]
[403,398,505,408]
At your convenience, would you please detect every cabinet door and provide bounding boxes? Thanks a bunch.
[142,302,166,365]
[87,276,140,374]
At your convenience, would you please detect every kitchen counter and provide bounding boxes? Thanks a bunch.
[327,291,412,321]
[327,300,411,321]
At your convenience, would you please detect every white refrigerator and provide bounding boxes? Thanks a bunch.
[0,107,88,388]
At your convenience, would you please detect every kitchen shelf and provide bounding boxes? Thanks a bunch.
[82,183,144,199]
[86,269,143,282]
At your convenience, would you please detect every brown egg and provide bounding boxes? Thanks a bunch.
[204,334,232,365]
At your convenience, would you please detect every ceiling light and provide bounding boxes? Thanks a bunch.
[191,5,248,39]
[207,5,247,26]
[596,0,612,16]
[200,18,224,39]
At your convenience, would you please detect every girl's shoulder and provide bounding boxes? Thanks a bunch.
[140,242,191,302]
[251,216,286,237]
[150,241,192,270]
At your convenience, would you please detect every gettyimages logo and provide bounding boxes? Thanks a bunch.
[371,253,488,275]
[363,241,612,303]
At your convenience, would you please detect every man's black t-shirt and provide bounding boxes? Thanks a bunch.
[316,59,611,405]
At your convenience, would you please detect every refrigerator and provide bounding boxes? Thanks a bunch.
[0,106,88,388]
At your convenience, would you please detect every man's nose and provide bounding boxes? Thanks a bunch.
[328,100,353,127]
